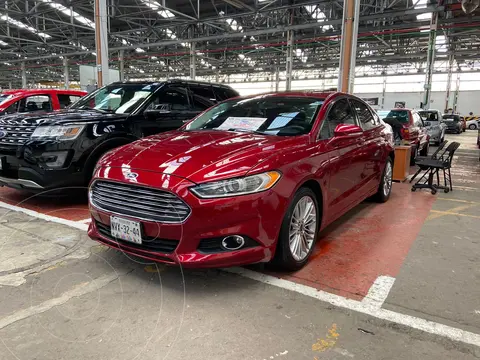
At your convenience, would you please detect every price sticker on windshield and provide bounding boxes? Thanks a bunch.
[217,117,267,131]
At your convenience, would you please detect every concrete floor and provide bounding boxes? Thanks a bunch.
[0,131,479,360]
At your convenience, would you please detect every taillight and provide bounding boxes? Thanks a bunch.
[401,126,410,140]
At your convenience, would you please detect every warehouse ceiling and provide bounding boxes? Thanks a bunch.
[0,0,479,87]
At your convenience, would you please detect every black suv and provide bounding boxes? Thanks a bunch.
[0,80,239,191]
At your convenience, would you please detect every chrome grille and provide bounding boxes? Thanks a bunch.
[90,181,191,223]
[0,123,36,146]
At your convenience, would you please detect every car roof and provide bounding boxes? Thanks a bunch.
[1,89,86,96]
[108,79,235,89]
[235,90,343,100]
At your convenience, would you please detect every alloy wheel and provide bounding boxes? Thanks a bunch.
[383,161,393,197]
[289,196,317,261]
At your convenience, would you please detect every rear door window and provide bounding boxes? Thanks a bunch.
[19,95,52,112]
[213,86,238,101]
[189,85,216,102]
[351,99,377,131]
[58,94,82,109]
[413,112,424,127]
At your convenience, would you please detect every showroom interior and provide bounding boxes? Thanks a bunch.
[0,0,480,359]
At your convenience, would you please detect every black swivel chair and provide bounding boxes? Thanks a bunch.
[411,141,461,194]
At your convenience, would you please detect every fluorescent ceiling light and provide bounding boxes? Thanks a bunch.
[0,40,7,46]
[0,13,51,38]
[38,0,94,28]
[3,62,12,66]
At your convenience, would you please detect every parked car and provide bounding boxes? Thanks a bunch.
[384,108,430,164]
[0,89,86,116]
[442,114,463,134]
[418,109,446,146]
[0,80,239,191]
[466,117,479,130]
[87,91,395,270]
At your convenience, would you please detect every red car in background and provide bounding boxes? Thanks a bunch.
[383,108,430,164]
[88,92,394,270]
[0,89,86,116]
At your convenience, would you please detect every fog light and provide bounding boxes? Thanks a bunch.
[40,151,68,168]
[221,235,245,251]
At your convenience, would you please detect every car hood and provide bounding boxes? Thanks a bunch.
[100,130,301,184]
[0,110,128,126]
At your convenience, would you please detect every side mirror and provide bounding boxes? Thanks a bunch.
[333,124,363,138]
[424,121,431,127]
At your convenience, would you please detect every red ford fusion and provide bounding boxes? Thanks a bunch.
[87,92,394,270]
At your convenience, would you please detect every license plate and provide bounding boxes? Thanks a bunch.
[110,216,142,244]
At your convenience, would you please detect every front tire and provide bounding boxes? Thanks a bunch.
[469,124,477,130]
[374,158,393,203]
[273,187,320,271]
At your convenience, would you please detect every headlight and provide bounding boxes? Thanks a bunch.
[31,125,85,140]
[190,171,281,199]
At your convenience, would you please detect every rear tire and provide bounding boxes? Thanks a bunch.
[273,187,320,271]
[469,124,477,130]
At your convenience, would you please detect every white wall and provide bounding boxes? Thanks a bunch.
[79,65,120,90]
[357,91,480,114]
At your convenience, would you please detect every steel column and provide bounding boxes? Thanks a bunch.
[285,31,294,91]
[275,67,280,92]
[119,50,125,82]
[453,71,461,113]
[444,54,454,112]
[21,62,27,88]
[338,0,360,93]
[422,12,438,109]
[63,57,69,89]
[190,42,196,80]
[381,75,387,109]
[94,0,109,87]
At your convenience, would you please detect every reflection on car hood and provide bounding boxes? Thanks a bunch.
[0,110,128,126]
[99,130,299,184]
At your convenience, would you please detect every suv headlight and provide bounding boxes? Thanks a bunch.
[31,125,85,140]
[190,171,281,199]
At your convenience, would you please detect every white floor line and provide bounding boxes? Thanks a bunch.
[1,199,479,348]
[78,218,92,224]
[0,201,88,232]
[362,275,396,308]
[225,268,480,348]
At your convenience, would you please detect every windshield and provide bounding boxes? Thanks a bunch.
[418,111,439,122]
[185,96,324,136]
[71,83,161,114]
[0,94,12,107]
[385,110,410,123]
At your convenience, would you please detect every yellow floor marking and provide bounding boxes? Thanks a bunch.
[429,210,480,220]
[427,204,477,221]
[437,198,480,205]
[143,265,166,273]
[312,324,339,355]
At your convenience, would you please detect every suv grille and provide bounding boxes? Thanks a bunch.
[90,181,191,223]
[0,122,36,146]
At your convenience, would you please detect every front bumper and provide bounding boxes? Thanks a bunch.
[0,142,84,191]
[87,167,290,268]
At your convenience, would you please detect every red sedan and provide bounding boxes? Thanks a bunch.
[88,92,394,270]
